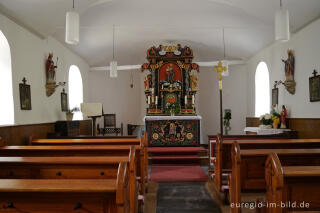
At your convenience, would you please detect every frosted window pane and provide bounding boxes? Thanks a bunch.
[0,31,14,125]
[255,62,270,117]
[68,65,83,120]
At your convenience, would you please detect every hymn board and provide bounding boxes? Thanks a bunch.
[142,45,202,147]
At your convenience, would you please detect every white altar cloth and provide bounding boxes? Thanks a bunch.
[244,127,291,135]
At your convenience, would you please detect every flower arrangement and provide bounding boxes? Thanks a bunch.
[66,107,80,121]
[271,111,281,129]
[259,113,273,127]
[165,102,180,115]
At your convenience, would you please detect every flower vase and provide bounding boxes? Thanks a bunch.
[66,112,74,121]
[170,109,175,116]
[273,123,278,129]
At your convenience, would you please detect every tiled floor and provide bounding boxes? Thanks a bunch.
[156,182,221,213]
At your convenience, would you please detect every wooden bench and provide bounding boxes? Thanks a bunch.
[229,142,320,213]
[0,144,146,197]
[30,133,149,186]
[0,162,129,213]
[265,153,320,213]
[0,146,137,213]
[214,137,320,193]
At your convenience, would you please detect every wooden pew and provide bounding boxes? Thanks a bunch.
[265,153,320,213]
[229,142,320,213]
[0,146,137,213]
[29,137,142,146]
[29,134,150,193]
[47,135,137,139]
[0,144,146,197]
[30,134,148,178]
[214,137,320,193]
[0,162,129,213]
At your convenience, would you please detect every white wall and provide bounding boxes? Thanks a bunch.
[198,66,247,142]
[0,13,90,125]
[88,70,142,134]
[246,18,320,118]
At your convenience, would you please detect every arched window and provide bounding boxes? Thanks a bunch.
[68,65,83,120]
[0,30,14,125]
[255,62,270,117]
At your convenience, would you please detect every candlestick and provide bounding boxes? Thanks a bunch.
[185,95,187,105]
[192,95,195,105]
[147,96,151,105]
[152,95,154,103]
[155,96,158,105]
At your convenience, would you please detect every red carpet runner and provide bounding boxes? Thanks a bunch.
[150,165,208,182]
[149,147,208,182]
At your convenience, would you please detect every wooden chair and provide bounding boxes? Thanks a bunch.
[99,114,123,136]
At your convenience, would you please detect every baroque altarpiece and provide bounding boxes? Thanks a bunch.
[142,45,202,147]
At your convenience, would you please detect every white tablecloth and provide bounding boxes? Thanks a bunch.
[244,127,291,135]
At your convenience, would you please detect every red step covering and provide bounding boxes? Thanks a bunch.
[148,147,205,153]
[150,165,208,182]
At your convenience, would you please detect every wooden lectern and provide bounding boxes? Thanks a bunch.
[81,103,103,136]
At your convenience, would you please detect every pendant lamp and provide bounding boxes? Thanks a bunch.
[275,0,290,41]
[65,0,79,45]
[110,25,118,78]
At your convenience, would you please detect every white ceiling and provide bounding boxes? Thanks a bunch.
[1,0,320,67]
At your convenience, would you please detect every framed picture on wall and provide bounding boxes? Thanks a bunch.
[272,88,279,106]
[61,89,68,112]
[19,77,32,110]
[309,70,320,102]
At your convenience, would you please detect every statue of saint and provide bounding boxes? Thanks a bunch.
[46,53,57,83]
[282,50,295,81]
[166,64,175,84]
[280,105,287,129]
[190,74,198,91]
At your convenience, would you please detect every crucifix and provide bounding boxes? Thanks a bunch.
[313,69,318,77]
[214,61,228,139]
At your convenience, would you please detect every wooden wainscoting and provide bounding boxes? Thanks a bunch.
[246,117,320,139]
[0,120,92,145]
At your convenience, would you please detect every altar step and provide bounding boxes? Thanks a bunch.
[148,147,208,165]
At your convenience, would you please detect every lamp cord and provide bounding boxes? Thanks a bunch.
[113,25,115,60]
[73,0,75,9]
[223,28,226,59]
[280,0,282,9]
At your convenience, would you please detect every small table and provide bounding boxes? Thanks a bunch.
[244,127,292,135]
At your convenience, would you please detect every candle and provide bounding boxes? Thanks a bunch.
[152,95,154,103]
[147,96,151,105]
[192,95,195,105]
[155,96,158,105]
[185,95,187,105]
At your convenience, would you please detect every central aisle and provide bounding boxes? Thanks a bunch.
[156,182,221,213]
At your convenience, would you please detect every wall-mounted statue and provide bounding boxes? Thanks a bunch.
[45,53,65,97]
[282,50,296,94]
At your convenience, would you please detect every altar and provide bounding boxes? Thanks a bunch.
[145,116,202,147]
[141,44,201,147]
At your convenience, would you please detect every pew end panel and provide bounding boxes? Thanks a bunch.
[230,142,241,213]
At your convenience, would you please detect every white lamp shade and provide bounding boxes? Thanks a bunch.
[65,11,79,45]
[110,61,118,78]
[221,60,229,77]
[275,9,290,41]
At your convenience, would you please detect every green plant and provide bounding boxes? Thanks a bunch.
[224,111,232,134]
[165,103,180,114]
[67,107,80,114]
